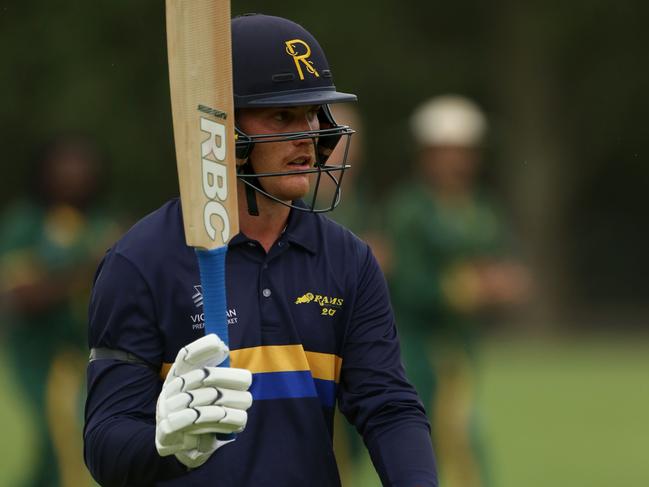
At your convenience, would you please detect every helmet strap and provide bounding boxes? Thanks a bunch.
[237,161,260,216]
[245,182,259,216]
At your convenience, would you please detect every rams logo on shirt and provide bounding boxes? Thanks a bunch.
[294,292,314,304]
[295,292,344,317]
[284,39,319,80]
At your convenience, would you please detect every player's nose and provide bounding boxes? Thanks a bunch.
[291,113,320,147]
[294,115,317,132]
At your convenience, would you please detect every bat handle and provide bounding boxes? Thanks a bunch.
[195,246,230,367]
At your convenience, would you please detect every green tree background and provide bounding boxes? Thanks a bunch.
[2,0,648,320]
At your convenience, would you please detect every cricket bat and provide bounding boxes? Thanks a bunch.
[166,0,238,366]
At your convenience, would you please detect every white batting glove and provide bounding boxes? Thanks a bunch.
[155,334,253,468]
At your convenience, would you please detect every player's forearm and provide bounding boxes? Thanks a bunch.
[366,420,438,487]
[84,361,186,485]
[84,415,185,486]
[341,359,438,485]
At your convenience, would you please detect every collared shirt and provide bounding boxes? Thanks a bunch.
[84,198,437,486]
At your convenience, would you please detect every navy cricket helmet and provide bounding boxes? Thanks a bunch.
[231,14,357,214]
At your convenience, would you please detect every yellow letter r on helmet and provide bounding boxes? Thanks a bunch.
[285,39,320,80]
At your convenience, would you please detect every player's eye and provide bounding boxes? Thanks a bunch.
[273,111,290,122]
[307,107,320,121]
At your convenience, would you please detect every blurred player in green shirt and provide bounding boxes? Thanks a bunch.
[386,96,531,487]
[0,135,119,486]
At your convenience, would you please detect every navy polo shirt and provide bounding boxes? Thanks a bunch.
[84,198,437,486]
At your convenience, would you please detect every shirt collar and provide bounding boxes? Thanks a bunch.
[282,200,318,254]
[228,200,318,254]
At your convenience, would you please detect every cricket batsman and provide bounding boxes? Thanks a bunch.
[84,13,437,486]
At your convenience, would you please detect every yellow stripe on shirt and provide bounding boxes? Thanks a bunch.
[230,345,309,373]
[305,350,342,383]
[160,344,342,383]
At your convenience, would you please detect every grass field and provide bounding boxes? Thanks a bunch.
[0,347,36,487]
[479,335,649,487]
[347,335,649,487]
[1,335,648,486]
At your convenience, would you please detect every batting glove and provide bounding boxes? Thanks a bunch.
[155,334,253,468]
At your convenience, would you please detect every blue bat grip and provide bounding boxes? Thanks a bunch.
[195,246,230,367]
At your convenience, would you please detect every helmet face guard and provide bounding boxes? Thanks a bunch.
[231,14,357,214]
[236,114,355,213]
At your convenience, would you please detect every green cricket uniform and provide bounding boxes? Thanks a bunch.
[326,187,375,236]
[0,200,118,487]
[386,181,511,487]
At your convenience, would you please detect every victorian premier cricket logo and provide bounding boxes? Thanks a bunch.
[197,105,231,242]
[285,39,319,80]
[191,285,239,330]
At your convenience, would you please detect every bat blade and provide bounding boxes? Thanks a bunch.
[166,0,238,365]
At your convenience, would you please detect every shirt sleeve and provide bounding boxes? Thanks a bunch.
[84,250,186,486]
[338,243,438,486]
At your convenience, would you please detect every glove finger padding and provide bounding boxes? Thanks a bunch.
[159,405,247,437]
[201,367,253,391]
[165,366,253,396]
[164,387,253,414]
[186,406,248,434]
[169,334,229,378]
